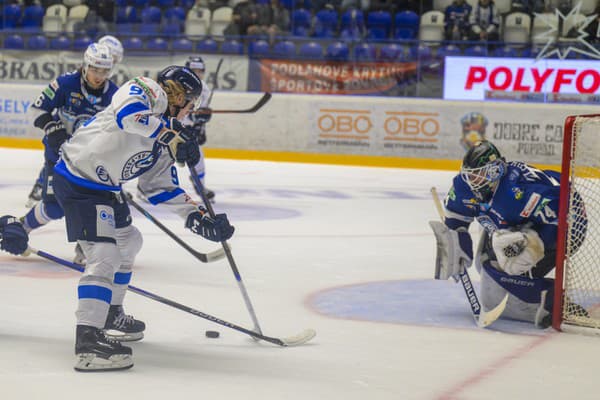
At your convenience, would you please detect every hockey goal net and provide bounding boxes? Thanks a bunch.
[553,114,600,334]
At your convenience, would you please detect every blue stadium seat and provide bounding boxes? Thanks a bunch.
[22,5,45,30]
[134,0,150,7]
[249,39,270,57]
[464,45,488,57]
[158,0,176,7]
[73,36,93,51]
[340,9,365,31]
[122,36,144,51]
[379,43,404,61]
[179,0,195,8]
[493,46,518,58]
[354,42,376,61]
[409,44,432,61]
[3,4,22,29]
[326,41,349,61]
[164,6,186,22]
[221,39,244,54]
[27,34,47,49]
[50,36,71,50]
[115,0,128,6]
[298,41,323,59]
[366,10,392,40]
[141,6,162,23]
[172,37,193,51]
[162,21,182,36]
[436,44,462,58]
[272,40,296,58]
[313,9,338,38]
[394,11,419,40]
[4,34,25,49]
[196,38,218,53]
[280,0,297,10]
[147,37,169,51]
[291,8,311,37]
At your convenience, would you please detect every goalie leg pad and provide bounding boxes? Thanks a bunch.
[429,221,472,280]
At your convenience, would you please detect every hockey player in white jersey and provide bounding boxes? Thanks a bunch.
[49,67,234,371]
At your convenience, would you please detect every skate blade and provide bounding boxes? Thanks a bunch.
[74,353,133,372]
[104,330,144,342]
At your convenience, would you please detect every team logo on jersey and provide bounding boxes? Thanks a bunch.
[86,94,101,105]
[98,209,115,227]
[70,97,81,107]
[122,151,156,180]
[96,166,110,182]
[519,193,541,218]
[43,87,55,100]
[512,187,524,200]
[476,215,497,233]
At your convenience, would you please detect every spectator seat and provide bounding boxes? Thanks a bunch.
[49,35,72,50]
[298,41,323,59]
[2,4,22,29]
[272,40,296,58]
[394,11,419,40]
[291,8,311,37]
[220,39,244,54]
[366,10,392,39]
[43,4,68,36]
[4,34,25,49]
[379,43,404,61]
[326,41,350,61]
[73,36,93,51]
[185,7,211,37]
[172,37,194,51]
[210,6,233,36]
[27,34,48,49]
[147,37,169,51]
[503,12,531,48]
[122,36,144,51]
[65,4,89,36]
[419,10,445,44]
[196,37,219,53]
[354,42,377,61]
[249,39,270,57]
[313,8,338,38]
[22,5,45,30]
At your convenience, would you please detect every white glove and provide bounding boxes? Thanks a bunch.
[429,221,472,280]
[492,228,545,276]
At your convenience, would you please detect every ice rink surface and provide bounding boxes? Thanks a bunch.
[1,148,599,400]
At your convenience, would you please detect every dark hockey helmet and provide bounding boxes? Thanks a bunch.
[156,65,203,106]
[460,140,506,201]
[185,56,205,72]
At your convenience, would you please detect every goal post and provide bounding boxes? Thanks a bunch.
[553,114,600,335]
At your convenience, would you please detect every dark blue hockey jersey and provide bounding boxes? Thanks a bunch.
[444,161,562,251]
[31,70,118,135]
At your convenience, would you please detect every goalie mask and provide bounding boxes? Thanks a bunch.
[157,65,203,117]
[460,141,506,202]
[460,112,488,151]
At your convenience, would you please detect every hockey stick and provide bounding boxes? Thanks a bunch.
[206,57,223,105]
[124,191,226,263]
[430,186,508,328]
[191,92,272,115]
[188,164,265,337]
[25,246,316,346]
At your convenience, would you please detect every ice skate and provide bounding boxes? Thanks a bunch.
[25,181,43,208]
[104,305,145,342]
[74,325,133,372]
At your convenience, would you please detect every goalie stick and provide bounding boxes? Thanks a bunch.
[188,164,264,338]
[124,191,226,263]
[191,92,272,115]
[430,186,508,328]
[25,246,316,347]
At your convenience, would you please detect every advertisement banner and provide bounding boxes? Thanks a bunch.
[444,57,600,100]
[257,59,417,95]
[0,83,42,138]
[0,51,249,90]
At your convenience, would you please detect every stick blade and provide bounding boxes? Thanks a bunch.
[203,247,227,262]
[477,293,509,328]
[280,329,316,346]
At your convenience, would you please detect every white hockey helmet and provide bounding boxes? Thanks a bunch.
[98,35,124,65]
[83,43,114,81]
[132,76,168,116]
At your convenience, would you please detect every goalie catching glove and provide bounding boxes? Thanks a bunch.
[186,209,234,242]
[429,221,473,280]
[157,118,200,166]
[491,228,544,276]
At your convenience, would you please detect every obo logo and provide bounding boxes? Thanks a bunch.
[383,111,439,142]
[317,108,373,138]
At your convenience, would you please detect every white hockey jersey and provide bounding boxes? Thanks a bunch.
[57,76,198,219]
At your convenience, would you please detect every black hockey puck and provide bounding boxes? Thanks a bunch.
[205,330,220,338]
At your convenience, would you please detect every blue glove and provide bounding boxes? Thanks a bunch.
[186,211,234,242]
[0,215,29,255]
[176,140,200,166]
[193,123,206,146]
[44,120,68,163]
[191,109,212,124]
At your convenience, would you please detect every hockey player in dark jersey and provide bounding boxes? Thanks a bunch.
[431,140,587,328]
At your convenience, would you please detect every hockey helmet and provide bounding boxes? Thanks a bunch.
[460,140,506,201]
[82,43,114,86]
[157,65,203,107]
[132,76,168,116]
[98,35,124,65]
[185,56,205,72]
[460,112,488,151]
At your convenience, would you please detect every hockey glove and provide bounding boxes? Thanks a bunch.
[44,120,68,163]
[191,109,212,124]
[157,119,198,166]
[492,228,545,276]
[429,221,472,280]
[193,123,207,146]
[0,215,29,255]
[186,211,234,242]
